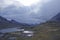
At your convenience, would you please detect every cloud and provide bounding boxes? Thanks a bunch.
[31,0,60,19]
[0,0,60,24]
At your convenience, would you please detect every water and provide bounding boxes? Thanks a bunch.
[0,27,24,33]
[0,27,34,37]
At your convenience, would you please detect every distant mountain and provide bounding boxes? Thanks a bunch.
[51,13,60,22]
[0,16,30,29]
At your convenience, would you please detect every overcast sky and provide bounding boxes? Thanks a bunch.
[0,0,60,24]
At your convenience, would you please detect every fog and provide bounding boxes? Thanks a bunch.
[0,0,60,24]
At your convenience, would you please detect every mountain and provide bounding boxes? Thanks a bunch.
[51,13,60,22]
[25,13,60,40]
[0,13,60,40]
[0,16,30,29]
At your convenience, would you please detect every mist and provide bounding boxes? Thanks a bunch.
[0,0,60,24]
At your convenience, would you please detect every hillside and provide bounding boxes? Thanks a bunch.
[0,16,30,29]
[30,21,60,40]
[51,13,60,22]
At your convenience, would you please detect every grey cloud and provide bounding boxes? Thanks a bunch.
[0,0,60,24]
[32,0,60,21]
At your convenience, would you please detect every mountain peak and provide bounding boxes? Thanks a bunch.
[51,13,60,22]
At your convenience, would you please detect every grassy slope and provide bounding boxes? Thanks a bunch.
[31,21,60,40]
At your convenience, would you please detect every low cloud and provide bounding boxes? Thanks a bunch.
[0,0,60,24]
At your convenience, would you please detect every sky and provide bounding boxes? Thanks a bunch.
[0,0,60,24]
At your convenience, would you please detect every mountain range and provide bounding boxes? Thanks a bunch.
[0,13,60,40]
[0,16,30,29]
